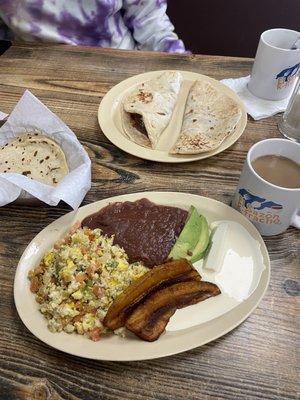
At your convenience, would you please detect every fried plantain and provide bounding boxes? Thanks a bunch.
[133,308,176,342]
[126,280,221,341]
[103,259,199,330]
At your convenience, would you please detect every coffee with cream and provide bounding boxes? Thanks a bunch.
[252,155,300,189]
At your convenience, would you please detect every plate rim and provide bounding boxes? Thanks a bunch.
[98,70,247,163]
[14,191,270,361]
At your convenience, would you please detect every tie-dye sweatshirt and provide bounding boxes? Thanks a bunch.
[0,0,186,53]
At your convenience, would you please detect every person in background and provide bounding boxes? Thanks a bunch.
[0,0,186,53]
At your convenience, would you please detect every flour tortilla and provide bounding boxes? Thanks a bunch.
[0,133,69,186]
[170,80,242,154]
[122,71,182,148]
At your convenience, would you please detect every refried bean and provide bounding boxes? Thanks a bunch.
[81,198,188,267]
[130,113,148,136]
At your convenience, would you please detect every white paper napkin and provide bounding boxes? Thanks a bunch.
[0,90,91,209]
[221,75,290,120]
[0,111,8,120]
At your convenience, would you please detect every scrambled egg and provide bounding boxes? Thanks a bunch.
[28,226,149,340]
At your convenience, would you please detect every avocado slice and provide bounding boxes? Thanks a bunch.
[169,206,201,260]
[169,206,210,262]
[189,215,210,263]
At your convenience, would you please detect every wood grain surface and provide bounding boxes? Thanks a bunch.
[0,43,299,400]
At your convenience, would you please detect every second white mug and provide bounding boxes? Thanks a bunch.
[248,28,300,101]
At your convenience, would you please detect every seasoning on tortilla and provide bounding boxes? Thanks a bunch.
[170,80,242,154]
[122,71,182,148]
[0,132,69,186]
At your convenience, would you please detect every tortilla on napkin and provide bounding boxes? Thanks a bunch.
[170,80,242,154]
[122,71,182,148]
[0,133,69,186]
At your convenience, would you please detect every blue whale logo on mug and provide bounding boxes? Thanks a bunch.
[276,62,300,81]
[238,189,283,210]
[276,62,300,89]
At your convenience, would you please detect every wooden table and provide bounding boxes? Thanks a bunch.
[0,43,299,400]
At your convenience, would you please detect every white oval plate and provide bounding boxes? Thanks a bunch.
[98,70,247,163]
[14,192,270,361]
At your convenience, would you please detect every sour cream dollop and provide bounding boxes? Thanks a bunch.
[202,221,265,302]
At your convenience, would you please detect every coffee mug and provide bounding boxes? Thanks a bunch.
[248,28,300,101]
[232,139,300,236]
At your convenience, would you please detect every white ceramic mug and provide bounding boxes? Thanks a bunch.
[232,139,300,236]
[248,28,300,100]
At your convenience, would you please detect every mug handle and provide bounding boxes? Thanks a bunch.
[291,209,300,229]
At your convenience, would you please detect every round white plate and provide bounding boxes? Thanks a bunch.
[14,192,270,361]
[98,70,247,163]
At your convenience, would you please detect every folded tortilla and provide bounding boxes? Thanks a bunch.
[0,132,69,186]
[170,80,242,154]
[122,71,182,148]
